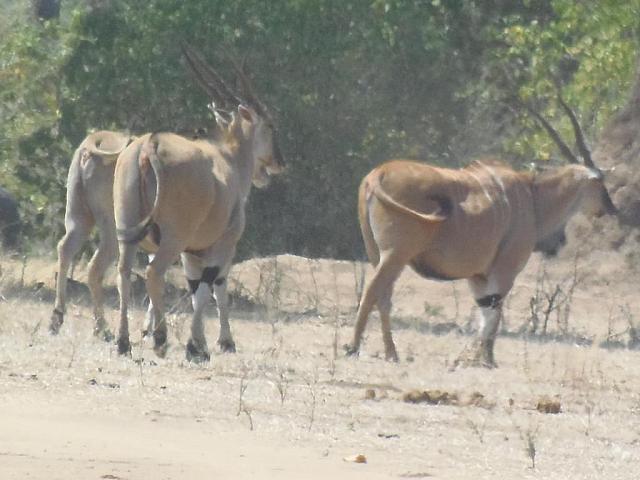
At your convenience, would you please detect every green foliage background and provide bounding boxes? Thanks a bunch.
[1,0,639,259]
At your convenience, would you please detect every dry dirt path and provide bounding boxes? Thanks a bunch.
[1,254,639,479]
[1,391,395,480]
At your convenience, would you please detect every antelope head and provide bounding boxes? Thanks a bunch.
[182,44,285,187]
[526,93,617,217]
[525,93,617,256]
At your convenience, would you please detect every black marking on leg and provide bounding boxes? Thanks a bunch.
[188,279,199,294]
[201,266,220,286]
[214,277,225,286]
[476,294,502,308]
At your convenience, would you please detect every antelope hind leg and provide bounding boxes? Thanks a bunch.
[50,222,92,334]
[345,252,404,359]
[87,217,117,342]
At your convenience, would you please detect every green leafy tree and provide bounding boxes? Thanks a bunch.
[476,0,640,163]
[1,0,639,258]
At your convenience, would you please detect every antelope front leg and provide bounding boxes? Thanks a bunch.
[185,278,213,363]
[455,294,503,369]
[186,230,240,355]
[182,253,213,362]
[474,294,503,367]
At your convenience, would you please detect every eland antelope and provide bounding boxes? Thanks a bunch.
[113,46,284,361]
[50,130,134,338]
[49,129,205,339]
[345,96,617,367]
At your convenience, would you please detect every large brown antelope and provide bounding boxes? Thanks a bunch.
[113,46,284,361]
[49,129,204,340]
[345,96,617,367]
[50,130,134,338]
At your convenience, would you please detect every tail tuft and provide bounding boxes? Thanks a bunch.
[117,217,154,244]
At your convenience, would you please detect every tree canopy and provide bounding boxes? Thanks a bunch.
[2,0,639,258]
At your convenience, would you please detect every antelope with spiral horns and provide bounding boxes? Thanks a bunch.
[345,95,617,367]
[113,46,284,361]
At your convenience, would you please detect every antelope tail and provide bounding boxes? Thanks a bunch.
[89,133,135,164]
[368,172,449,224]
[116,135,164,244]
[358,177,380,265]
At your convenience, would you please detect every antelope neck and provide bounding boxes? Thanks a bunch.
[531,166,583,242]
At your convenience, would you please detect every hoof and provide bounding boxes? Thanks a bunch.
[93,319,114,343]
[343,343,360,358]
[98,329,115,343]
[152,330,168,358]
[153,329,167,348]
[217,338,236,353]
[186,339,210,363]
[385,350,399,363]
[453,356,497,370]
[49,309,64,335]
[452,345,497,370]
[117,337,131,356]
[154,341,169,358]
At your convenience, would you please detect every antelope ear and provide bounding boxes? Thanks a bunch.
[238,104,254,123]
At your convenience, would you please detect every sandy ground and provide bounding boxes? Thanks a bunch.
[1,251,640,479]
